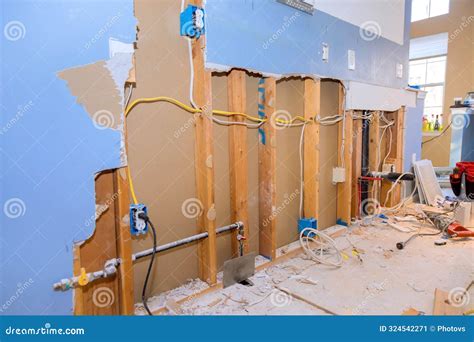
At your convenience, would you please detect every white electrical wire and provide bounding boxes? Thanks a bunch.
[299,228,343,267]
[382,172,412,207]
[382,126,393,168]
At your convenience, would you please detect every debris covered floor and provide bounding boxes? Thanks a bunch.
[136,220,473,316]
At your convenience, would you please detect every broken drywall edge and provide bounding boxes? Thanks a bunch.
[206,62,327,82]
[58,60,123,130]
[104,50,134,167]
[109,38,134,59]
[59,50,134,167]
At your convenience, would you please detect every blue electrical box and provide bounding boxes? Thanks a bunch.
[298,217,317,236]
[180,5,205,39]
[130,204,148,236]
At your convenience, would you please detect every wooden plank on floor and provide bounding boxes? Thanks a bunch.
[113,167,135,315]
[191,2,217,284]
[303,78,320,220]
[258,77,277,260]
[433,288,464,315]
[351,116,363,218]
[227,69,249,256]
[336,84,353,225]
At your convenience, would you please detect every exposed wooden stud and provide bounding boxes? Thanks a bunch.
[368,111,380,206]
[258,77,277,260]
[336,84,353,225]
[391,107,406,205]
[113,168,135,315]
[74,171,120,315]
[191,0,217,284]
[303,78,320,220]
[73,246,84,315]
[351,116,363,218]
[227,69,249,256]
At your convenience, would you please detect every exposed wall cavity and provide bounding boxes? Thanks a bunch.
[0,0,136,315]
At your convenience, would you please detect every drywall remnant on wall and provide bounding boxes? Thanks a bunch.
[205,0,411,89]
[1,0,135,315]
[59,49,133,165]
[344,81,417,112]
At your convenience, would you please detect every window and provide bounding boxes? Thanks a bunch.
[409,33,448,132]
[411,0,450,22]
[409,56,447,130]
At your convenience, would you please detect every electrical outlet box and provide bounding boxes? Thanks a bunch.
[332,167,346,183]
[322,43,329,62]
[348,49,356,70]
[180,5,205,39]
[130,204,148,236]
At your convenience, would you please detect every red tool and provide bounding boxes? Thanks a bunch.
[447,222,474,238]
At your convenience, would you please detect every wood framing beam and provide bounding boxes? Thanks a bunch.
[336,84,353,225]
[227,69,249,256]
[191,1,217,284]
[351,116,363,218]
[113,168,135,315]
[303,78,320,220]
[258,77,277,260]
[74,171,120,315]
[368,111,380,207]
[391,107,406,204]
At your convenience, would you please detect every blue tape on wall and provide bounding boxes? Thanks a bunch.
[0,0,136,315]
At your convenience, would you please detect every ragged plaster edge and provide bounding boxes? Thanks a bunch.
[104,48,134,167]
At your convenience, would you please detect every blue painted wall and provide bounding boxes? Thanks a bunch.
[205,0,411,89]
[0,0,135,315]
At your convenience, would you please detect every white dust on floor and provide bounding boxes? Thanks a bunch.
[136,221,473,315]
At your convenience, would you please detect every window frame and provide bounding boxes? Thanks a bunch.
[408,54,448,125]
[411,0,450,22]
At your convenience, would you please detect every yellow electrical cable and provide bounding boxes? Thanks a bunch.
[126,165,139,205]
[125,96,310,125]
[124,96,312,204]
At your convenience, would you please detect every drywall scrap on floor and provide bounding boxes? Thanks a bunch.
[155,220,472,315]
[0,0,135,315]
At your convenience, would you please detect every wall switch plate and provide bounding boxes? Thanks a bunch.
[332,167,346,183]
[130,204,148,236]
[396,63,403,78]
[348,49,355,70]
[322,43,329,62]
